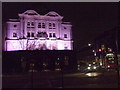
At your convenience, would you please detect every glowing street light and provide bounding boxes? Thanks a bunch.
[88,44,91,46]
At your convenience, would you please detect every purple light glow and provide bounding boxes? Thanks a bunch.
[4,10,73,51]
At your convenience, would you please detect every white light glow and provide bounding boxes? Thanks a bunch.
[77,65,80,67]
[100,62,102,66]
[86,72,100,77]
[94,52,96,56]
[87,67,91,69]
[106,53,114,56]
[93,66,97,69]
[89,64,91,66]
[88,44,91,46]
[77,68,80,70]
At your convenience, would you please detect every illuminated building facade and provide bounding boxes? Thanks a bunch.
[4,10,73,51]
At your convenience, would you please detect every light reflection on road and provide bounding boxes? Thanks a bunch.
[85,72,101,77]
[64,72,102,77]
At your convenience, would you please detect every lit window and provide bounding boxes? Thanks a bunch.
[64,34,67,38]
[13,33,17,37]
[53,33,56,37]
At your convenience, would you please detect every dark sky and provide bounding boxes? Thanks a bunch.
[2,2,119,51]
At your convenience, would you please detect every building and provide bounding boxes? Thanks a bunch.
[4,10,73,51]
[3,10,76,72]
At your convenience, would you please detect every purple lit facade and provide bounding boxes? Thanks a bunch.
[4,10,73,51]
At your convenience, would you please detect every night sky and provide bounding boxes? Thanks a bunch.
[2,2,119,51]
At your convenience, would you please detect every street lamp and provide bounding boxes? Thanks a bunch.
[88,43,91,46]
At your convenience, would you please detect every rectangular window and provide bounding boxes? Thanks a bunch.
[53,23,55,27]
[31,33,34,37]
[49,23,52,27]
[53,33,56,37]
[38,23,41,28]
[49,27,52,29]
[13,33,17,37]
[27,32,30,37]
[37,32,42,37]
[31,22,34,26]
[49,33,52,37]
[64,46,68,50]
[64,34,67,38]
[42,23,45,28]
[38,25,41,28]
[27,22,30,26]
[49,23,52,29]
[53,23,56,29]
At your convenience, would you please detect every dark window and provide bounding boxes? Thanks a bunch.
[49,33,52,37]
[27,22,30,26]
[49,28,52,29]
[13,33,17,37]
[64,34,67,38]
[31,22,34,26]
[42,23,45,28]
[31,33,34,37]
[38,32,40,34]
[13,25,17,27]
[53,33,56,37]
[38,25,41,28]
[27,32,30,37]
[64,46,68,49]
[37,32,48,38]
[64,27,67,29]
[38,23,41,28]
[49,23,52,27]
[43,32,48,38]
[37,32,42,37]
[53,23,55,27]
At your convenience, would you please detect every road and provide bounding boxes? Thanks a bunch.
[2,70,120,88]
